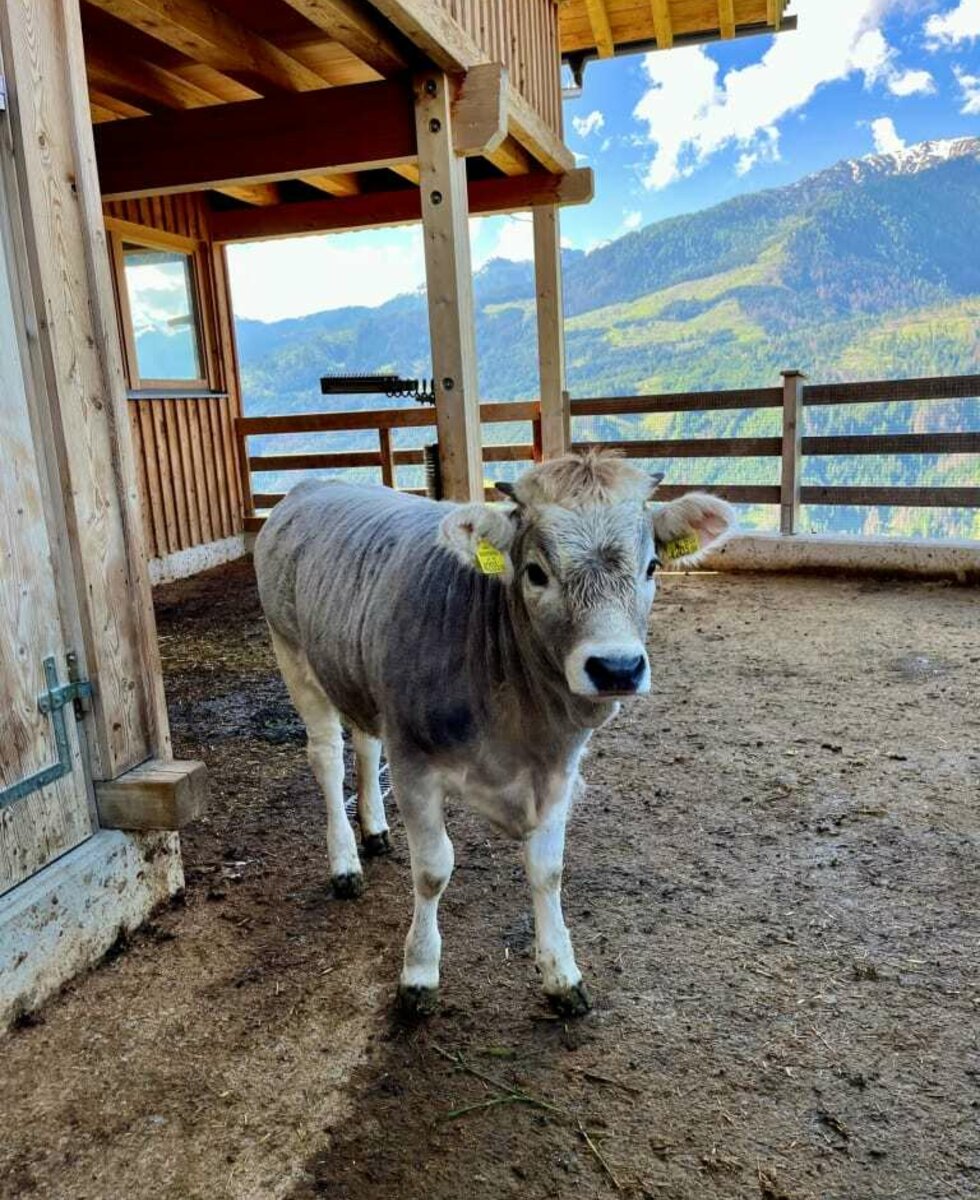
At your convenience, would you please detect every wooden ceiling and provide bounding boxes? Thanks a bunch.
[559,0,792,59]
[82,0,455,207]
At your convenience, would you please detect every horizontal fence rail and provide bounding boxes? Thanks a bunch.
[236,402,543,530]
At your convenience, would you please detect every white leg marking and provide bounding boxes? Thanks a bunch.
[397,780,453,993]
[352,727,388,842]
[269,628,361,887]
[524,781,582,996]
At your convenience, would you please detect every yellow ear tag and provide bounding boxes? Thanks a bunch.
[662,532,700,561]
[475,538,507,575]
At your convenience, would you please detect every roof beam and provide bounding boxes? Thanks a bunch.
[95,68,507,199]
[370,0,575,172]
[86,44,224,112]
[219,183,282,206]
[84,0,330,94]
[278,0,414,77]
[718,0,736,40]
[651,0,673,49]
[210,168,594,244]
[767,0,783,31]
[584,0,615,58]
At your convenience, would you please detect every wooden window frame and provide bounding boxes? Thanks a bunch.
[106,218,213,394]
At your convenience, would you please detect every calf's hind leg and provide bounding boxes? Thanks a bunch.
[352,728,390,856]
[269,628,363,898]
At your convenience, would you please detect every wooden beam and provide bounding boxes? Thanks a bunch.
[210,167,594,243]
[766,0,782,31]
[584,0,615,58]
[302,173,362,197]
[220,182,282,206]
[84,0,330,94]
[487,135,536,177]
[96,759,208,830]
[86,44,224,112]
[508,87,575,174]
[414,73,483,502]
[718,0,736,40]
[95,70,508,198]
[278,0,413,76]
[533,206,568,459]
[370,0,574,173]
[368,0,479,73]
[651,0,673,49]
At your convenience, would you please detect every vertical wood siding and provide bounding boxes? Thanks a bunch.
[104,194,244,561]
[440,0,562,136]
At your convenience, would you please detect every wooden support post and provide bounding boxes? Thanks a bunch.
[533,204,569,459]
[780,369,806,535]
[414,72,483,502]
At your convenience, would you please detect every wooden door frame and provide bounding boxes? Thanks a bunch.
[0,0,170,779]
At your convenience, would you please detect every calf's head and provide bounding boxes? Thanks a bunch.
[439,451,734,700]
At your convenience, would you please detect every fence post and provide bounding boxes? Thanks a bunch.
[234,418,255,522]
[378,427,395,488]
[780,369,806,535]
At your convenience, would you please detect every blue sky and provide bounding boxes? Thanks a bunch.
[229,0,979,323]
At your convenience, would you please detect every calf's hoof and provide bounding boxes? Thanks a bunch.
[546,981,592,1018]
[331,872,365,900]
[362,831,392,858]
[396,983,439,1018]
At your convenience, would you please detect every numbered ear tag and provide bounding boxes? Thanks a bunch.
[475,539,507,575]
[662,532,700,561]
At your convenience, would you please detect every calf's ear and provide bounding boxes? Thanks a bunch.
[438,503,518,583]
[651,493,735,567]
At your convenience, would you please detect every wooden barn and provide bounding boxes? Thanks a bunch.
[0,0,801,1026]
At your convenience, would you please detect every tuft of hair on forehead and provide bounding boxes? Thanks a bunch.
[511,449,654,508]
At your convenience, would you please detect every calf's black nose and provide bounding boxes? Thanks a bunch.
[585,654,646,694]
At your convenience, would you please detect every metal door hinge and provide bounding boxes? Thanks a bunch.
[0,654,93,810]
[0,75,6,112]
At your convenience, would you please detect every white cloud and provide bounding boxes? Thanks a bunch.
[632,0,921,191]
[887,67,936,95]
[622,210,643,231]
[470,215,534,269]
[870,115,905,153]
[953,64,980,112]
[228,229,425,321]
[924,0,980,48]
[572,109,605,138]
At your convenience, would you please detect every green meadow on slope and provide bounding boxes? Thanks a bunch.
[233,139,980,538]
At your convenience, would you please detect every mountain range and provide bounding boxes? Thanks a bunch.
[231,137,980,538]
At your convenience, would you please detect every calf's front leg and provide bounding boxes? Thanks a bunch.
[394,770,454,1015]
[524,776,590,1015]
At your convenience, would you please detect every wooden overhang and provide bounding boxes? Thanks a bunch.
[560,0,795,64]
[82,0,582,220]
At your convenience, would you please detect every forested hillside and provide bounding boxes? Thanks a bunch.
[233,138,979,538]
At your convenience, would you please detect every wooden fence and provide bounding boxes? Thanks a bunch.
[570,372,980,534]
[235,372,980,535]
[237,401,542,532]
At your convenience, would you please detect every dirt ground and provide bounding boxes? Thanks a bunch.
[1,561,977,1200]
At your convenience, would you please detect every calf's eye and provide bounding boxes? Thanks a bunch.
[646,557,660,579]
[525,562,549,588]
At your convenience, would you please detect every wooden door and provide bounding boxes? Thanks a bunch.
[0,150,95,896]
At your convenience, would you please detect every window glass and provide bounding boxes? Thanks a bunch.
[122,244,203,383]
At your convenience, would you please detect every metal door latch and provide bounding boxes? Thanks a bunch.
[0,654,93,811]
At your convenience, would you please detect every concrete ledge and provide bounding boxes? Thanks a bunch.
[704,532,980,582]
[148,534,247,585]
[0,830,183,1031]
